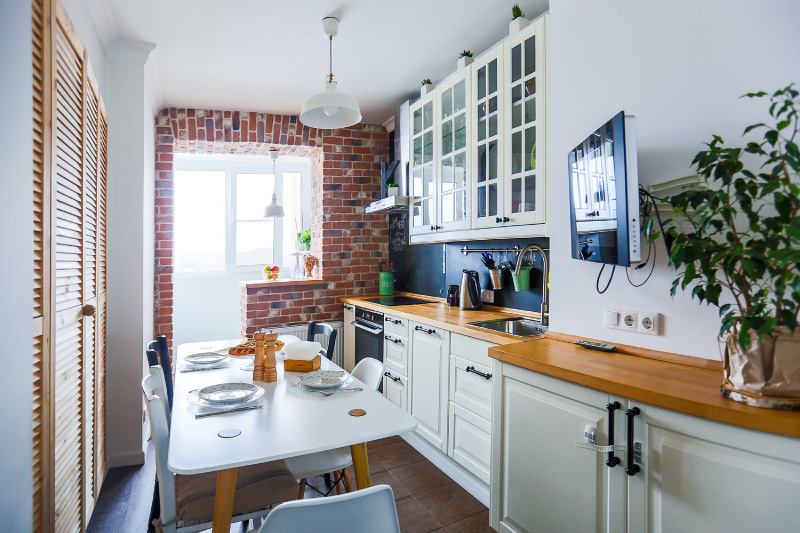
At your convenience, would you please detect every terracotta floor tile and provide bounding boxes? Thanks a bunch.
[370,440,426,470]
[444,510,493,532]
[415,482,487,527]
[391,460,453,495]
[395,495,442,533]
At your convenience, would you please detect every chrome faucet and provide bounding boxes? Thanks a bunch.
[514,244,549,327]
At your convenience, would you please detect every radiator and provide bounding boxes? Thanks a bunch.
[264,321,344,368]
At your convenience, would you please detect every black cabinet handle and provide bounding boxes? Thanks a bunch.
[384,335,402,344]
[343,304,353,310]
[384,371,401,383]
[503,216,510,223]
[414,325,436,335]
[625,407,641,476]
[385,318,401,324]
[465,366,492,380]
[495,217,503,223]
[605,402,621,468]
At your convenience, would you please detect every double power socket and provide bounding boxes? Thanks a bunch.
[605,308,661,335]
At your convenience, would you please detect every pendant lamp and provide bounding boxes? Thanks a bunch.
[264,149,285,218]
[299,17,361,129]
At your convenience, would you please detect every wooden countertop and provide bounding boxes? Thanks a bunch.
[341,292,800,439]
[340,294,541,345]
[489,338,800,439]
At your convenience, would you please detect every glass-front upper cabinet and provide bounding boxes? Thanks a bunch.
[409,92,437,235]
[437,69,471,232]
[471,47,504,229]
[503,16,546,226]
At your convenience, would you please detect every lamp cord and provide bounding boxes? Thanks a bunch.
[328,35,334,83]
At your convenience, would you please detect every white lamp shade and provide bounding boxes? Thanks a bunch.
[300,81,361,129]
[264,193,285,218]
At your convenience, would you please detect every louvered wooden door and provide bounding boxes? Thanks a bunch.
[33,0,108,530]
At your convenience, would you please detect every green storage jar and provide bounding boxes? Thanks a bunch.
[379,272,393,295]
[511,268,531,292]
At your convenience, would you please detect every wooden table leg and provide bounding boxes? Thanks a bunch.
[349,443,371,489]
[212,467,238,533]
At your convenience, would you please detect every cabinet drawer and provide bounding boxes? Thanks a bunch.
[383,370,408,413]
[384,333,408,377]
[448,402,491,484]
[450,355,493,421]
[451,333,495,367]
[384,314,409,337]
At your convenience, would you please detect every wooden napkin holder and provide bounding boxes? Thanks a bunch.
[284,354,321,373]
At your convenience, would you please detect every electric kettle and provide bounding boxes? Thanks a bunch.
[459,269,482,310]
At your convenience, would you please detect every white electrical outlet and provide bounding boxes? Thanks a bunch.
[621,311,638,331]
[481,289,494,303]
[639,311,661,335]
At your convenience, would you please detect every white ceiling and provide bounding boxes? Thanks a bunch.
[99,0,549,124]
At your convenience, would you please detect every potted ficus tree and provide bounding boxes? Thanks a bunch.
[658,85,800,409]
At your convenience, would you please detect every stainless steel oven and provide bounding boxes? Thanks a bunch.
[353,307,384,390]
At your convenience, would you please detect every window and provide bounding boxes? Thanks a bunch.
[174,155,311,274]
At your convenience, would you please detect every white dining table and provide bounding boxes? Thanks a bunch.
[169,338,418,533]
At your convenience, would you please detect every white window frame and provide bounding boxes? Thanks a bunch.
[174,153,311,277]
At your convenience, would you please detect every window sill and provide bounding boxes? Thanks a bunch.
[239,277,325,289]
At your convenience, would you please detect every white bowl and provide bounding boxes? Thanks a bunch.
[284,340,322,361]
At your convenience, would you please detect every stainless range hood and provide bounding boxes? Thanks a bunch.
[365,194,413,214]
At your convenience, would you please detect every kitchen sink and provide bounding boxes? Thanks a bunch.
[467,317,548,337]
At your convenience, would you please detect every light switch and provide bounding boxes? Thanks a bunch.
[605,309,620,328]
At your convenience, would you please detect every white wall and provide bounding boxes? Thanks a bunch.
[174,274,254,347]
[547,0,800,358]
[0,2,34,529]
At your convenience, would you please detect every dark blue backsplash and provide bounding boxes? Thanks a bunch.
[388,213,549,314]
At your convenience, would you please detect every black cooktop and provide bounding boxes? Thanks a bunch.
[362,296,433,306]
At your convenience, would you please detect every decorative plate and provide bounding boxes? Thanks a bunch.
[297,370,349,389]
[187,385,265,411]
[197,382,258,405]
[185,352,229,365]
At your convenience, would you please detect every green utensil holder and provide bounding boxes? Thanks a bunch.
[379,272,393,295]
[511,268,531,292]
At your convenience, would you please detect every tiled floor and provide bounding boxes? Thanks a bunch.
[90,436,492,532]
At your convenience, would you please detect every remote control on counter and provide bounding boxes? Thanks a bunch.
[574,340,616,352]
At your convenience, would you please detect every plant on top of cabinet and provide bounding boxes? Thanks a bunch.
[458,50,474,69]
[421,78,435,97]
[509,3,529,34]
[657,85,800,409]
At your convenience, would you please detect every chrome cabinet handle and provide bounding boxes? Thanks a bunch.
[465,366,492,380]
[384,371,401,383]
[414,325,436,335]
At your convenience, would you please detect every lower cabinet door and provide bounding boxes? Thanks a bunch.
[495,371,624,533]
[634,403,800,533]
[383,371,408,412]
[410,324,450,451]
[448,402,491,484]
[384,334,408,376]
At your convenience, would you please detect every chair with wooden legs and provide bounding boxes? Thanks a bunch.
[142,368,298,532]
[284,357,385,498]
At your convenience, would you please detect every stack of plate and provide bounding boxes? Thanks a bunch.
[187,382,265,412]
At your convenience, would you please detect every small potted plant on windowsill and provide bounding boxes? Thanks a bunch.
[421,79,434,97]
[297,229,311,251]
[457,50,473,70]
[509,3,529,35]
[387,183,399,197]
[656,85,800,409]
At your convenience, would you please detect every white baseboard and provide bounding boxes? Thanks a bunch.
[401,431,490,507]
[108,449,146,468]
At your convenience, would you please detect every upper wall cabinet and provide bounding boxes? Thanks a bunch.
[504,17,547,226]
[409,14,549,244]
[410,93,437,236]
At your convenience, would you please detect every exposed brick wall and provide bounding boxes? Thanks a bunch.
[154,108,389,343]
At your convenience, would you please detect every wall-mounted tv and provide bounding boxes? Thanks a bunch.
[568,111,641,267]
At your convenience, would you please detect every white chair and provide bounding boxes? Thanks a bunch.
[258,484,400,533]
[284,357,385,498]
[142,371,298,532]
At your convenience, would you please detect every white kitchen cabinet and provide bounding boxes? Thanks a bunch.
[342,303,355,372]
[436,68,471,232]
[410,322,450,451]
[449,355,493,421]
[502,16,547,226]
[491,361,800,533]
[409,92,438,236]
[383,331,408,377]
[449,402,492,484]
[630,403,800,533]
[383,370,409,413]
[491,364,625,533]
